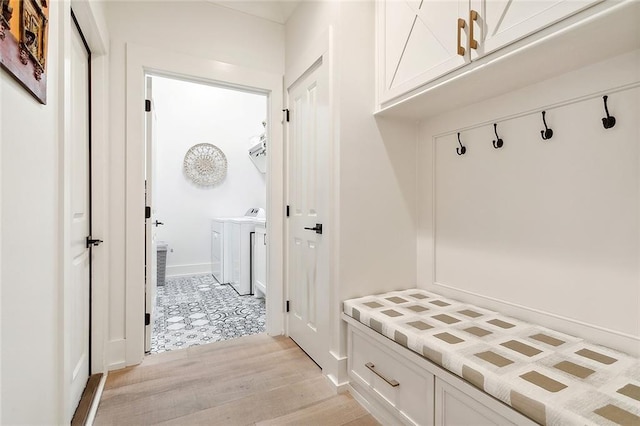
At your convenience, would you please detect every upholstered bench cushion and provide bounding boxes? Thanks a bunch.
[343,289,640,426]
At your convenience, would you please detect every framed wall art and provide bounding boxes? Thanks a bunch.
[0,0,49,104]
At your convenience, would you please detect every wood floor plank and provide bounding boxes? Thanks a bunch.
[71,373,103,426]
[94,334,379,426]
[104,337,297,391]
[155,376,335,426]
[98,352,319,416]
[102,346,309,397]
[255,393,369,426]
[342,414,382,426]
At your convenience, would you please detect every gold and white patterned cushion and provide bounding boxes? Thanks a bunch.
[343,289,640,426]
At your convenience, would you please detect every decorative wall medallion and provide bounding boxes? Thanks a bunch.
[183,143,227,186]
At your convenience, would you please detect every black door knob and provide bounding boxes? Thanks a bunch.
[86,236,104,248]
[303,224,323,235]
[154,220,164,227]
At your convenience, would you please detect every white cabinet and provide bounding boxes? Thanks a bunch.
[227,218,264,296]
[378,0,469,103]
[211,229,222,281]
[253,226,267,298]
[211,219,227,284]
[228,221,243,293]
[470,0,597,59]
[435,378,518,426]
[348,325,435,426]
[377,0,599,105]
[345,317,537,426]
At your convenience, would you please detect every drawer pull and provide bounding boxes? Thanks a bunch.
[457,18,466,56]
[469,10,478,50]
[365,362,399,387]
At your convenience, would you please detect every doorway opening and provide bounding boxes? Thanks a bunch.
[145,75,269,354]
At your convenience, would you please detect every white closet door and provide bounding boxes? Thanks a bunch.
[68,17,91,420]
[286,57,330,369]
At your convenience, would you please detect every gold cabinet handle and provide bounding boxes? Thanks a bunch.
[365,362,400,387]
[457,18,466,56]
[469,10,478,50]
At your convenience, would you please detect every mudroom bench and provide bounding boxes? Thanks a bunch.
[342,289,640,426]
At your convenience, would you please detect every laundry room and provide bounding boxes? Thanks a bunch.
[147,75,268,354]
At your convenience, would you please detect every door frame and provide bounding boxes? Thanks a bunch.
[124,43,284,366]
[60,0,109,423]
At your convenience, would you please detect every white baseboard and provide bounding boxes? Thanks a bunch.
[431,281,640,356]
[325,350,349,393]
[326,373,350,394]
[165,263,212,278]
[348,383,399,426]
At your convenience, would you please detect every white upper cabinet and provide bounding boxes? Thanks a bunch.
[470,0,598,60]
[377,0,600,107]
[379,0,470,104]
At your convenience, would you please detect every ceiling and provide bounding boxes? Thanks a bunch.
[209,1,301,24]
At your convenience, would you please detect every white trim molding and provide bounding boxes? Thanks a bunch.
[326,350,349,393]
[431,281,640,356]
[165,263,212,278]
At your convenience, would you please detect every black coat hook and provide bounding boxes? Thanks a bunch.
[540,111,553,140]
[601,95,616,129]
[456,132,466,155]
[492,123,504,149]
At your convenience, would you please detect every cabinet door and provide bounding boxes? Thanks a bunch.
[253,229,267,296]
[230,223,241,289]
[211,230,222,283]
[434,377,540,426]
[470,0,599,59]
[349,327,435,425]
[379,0,470,104]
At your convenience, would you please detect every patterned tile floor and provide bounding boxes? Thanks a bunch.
[150,274,266,354]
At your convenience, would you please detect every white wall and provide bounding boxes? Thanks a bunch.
[0,2,61,421]
[285,0,417,386]
[105,1,284,369]
[0,0,109,421]
[152,76,267,277]
[336,3,417,299]
[417,50,640,355]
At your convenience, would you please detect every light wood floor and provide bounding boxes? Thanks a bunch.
[94,334,379,425]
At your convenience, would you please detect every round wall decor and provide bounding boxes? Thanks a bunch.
[183,143,227,186]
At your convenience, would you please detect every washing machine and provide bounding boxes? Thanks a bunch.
[211,208,265,294]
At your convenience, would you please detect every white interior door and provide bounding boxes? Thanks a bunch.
[286,58,330,368]
[69,17,91,418]
[144,77,158,352]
